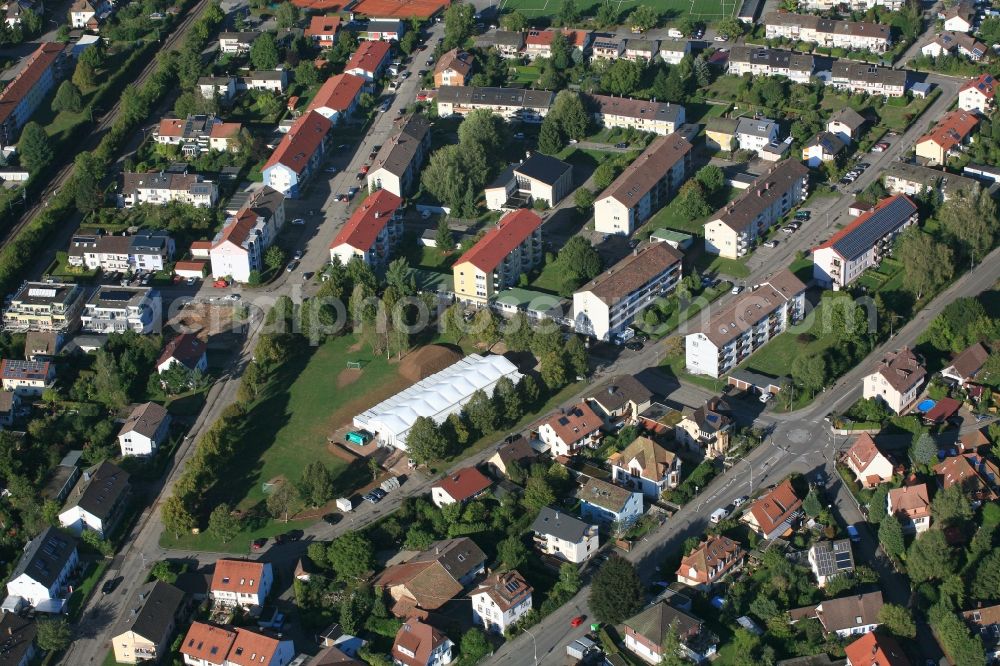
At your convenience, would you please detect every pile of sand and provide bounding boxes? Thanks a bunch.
[398,344,463,383]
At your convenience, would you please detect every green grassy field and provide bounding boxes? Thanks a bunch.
[497,0,737,21]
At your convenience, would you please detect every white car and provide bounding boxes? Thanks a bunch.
[668,28,684,38]
[731,284,743,295]
[763,240,778,248]
[759,392,773,403]
[714,35,729,42]
[291,218,305,226]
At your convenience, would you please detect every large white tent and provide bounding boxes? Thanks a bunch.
[353,353,522,450]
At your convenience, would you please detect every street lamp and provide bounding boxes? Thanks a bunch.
[523,626,538,665]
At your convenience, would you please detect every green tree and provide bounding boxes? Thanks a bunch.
[660,623,686,666]
[791,354,826,397]
[435,217,454,251]
[460,628,492,663]
[458,109,508,154]
[695,164,725,195]
[464,389,498,433]
[443,3,475,50]
[868,484,889,524]
[802,489,822,517]
[931,483,973,529]
[717,16,745,38]
[52,80,82,113]
[298,461,335,507]
[538,117,564,155]
[327,530,375,579]
[501,10,528,32]
[911,432,938,466]
[938,186,997,264]
[294,60,320,87]
[595,2,619,27]
[18,122,52,173]
[472,308,500,349]
[878,514,905,559]
[408,416,449,463]
[266,482,298,522]
[540,351,568,390]
[896,228,954,300]
[565,335,588,378]
[162,496,196,539]
[575,187,595,211]
[150,560,179,584]
[907,528,955,583]
[36,617,72,652]
[601,59,642,96]
[971,550,1000,601]
[503,312,533,353]
[878,603,917,638]
[628,5,660,31]
[250,33,279,70]
[674,180,712,221]
[497,535,528,570]
[590,555,643,624]
[548,90,589,140]
[264,245,286,272]
[208,503,242,543]
[274,1,300,28]
[557,0,581,25]
[523,476,555,511]
[73,59,96,89]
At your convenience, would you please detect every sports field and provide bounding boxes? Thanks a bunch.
[497,0,738,22]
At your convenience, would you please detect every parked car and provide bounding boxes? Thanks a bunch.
[286,260,299,273]
[714,34,728,41]
[846,525,861,542]
[324,166,337,173]
[251,537,267,550]
[763,240,778,248]
[571,615,586,628]
[759,392,773,403]
[625,340,643,351]
[733,495,749,507]
[614,142,628,148]
[293,250,303,260]
[291,218,305,225]
[731,284,743,295]
[101,577,122,595]
[186,276,197,286]
[794,210,810,220]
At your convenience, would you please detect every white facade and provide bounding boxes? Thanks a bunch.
[862,371,920,414]
[59,505,110,537]
[5,535,78,613]
[736,118,779,152]
[533,529,598,563]
[211,565,273,608]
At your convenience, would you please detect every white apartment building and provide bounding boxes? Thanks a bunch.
[573,242,683,342]
[218,31,258,54]
[685,270,807,378]
[764,13,892,52]
[4,527,78,613]
[329,189,403,268]
[118,401,171,457]
[470,570,533,634]
[735,117,779,152]
[812,194,918,290]
[537,402,603,457]
[436,86,554,122]
[959,73,996,114]
[484,153,573,210]
[58,461,131,538]
[209,186,285,283]
[210,559,273,609]
[830,62,907,98]
[530,507,599,563]
[594,134,692,236]
[704,159,809,259]
[80,286,160,334]
[727,46,814,84]
[884,162,980,201]
[585,94,686,136]
[2,281,86,333]
[366,114,432,197]
[120,171,218,208]
[862,347,926,414]
[659,39,692,65]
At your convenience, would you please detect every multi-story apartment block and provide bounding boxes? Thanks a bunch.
[262,111,331,197]
[120,171,218,208]
[154,115,242,155]
[112,582,185,664]
[80,286,159,334]
[344,39,391,80]
[470,570,533,635]
[685,269,807,377]
[594,134,692,235]
[531,506,599,563]
[436,86,554,122]
[3,281,86,333]
[812,194,917,290]
[884,161,980,201]
[367,114,432,197]
[306,73,365,124]
[0,42,65,149]
[452,209,543,305]
[727,46,814,84]
[68,231,175,272]
[329,189,403,268]
[764,13,892,52]
[573,243,683,342]
[959,73,996,114]
[830,62,907,97]
[704,159,809,259]
[915,109,979,164]
[210,559,273,609]
[209,186,285,283]
[584,94,685,136]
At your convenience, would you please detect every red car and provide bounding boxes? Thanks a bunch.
[251,537,267,551]
[360,165,370,174]
[570,616,585,628]
[213,279,228,288]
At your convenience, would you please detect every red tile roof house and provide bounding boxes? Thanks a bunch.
[675,535,745,591]
[180,621,294,666]
[328,189,403,268]
[844,433,895,488]
[524,29,591,59]
[306,73,365,125]
[391,618,453,666]
[156,333,207,375]
[887,483,931,533]
[536,401,603,458]
[940,341,989,388]
[430,466,492,507]
[0,359,54,396]
[262,110,332,198]
[470,569,533,634]
[344,39,391,81]
[741,479,803,540]
[0,42,65,150]
[934,453,1000,504]
[844,631,911,666]
[921,396,962,425]
[210,559,274,609]
[305,15,340,48]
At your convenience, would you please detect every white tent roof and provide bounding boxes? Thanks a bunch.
[354,354,522,446]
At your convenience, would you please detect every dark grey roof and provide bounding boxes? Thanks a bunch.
[828,107,867,131]
[588,375,654,412]
[809,539,855,578]
[114,581,184,642]
[10,527,77,588]
[486,163,518,190]
[831,61,907,88]
[129,230,171,254]
[475,30,525,48]
[515,154,571,186]
[0,613,36,665]
[532,506,593,542]
[806,131,845,154]
[63,461,130,521]
[409,538,486,581]
[372,114,430,177]
[829,195,916,260]
[728,46,814,73]
[436,86,554,110]
[119,401,169,439]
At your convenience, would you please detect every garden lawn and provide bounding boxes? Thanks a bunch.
[529,259,567,295]
[740,301,840,377]
[161,517,314,553]
[876,90,940,132]
[645,186,740,237]
[509,64,541,86]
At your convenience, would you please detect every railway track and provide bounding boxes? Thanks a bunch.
[0,0,214,250]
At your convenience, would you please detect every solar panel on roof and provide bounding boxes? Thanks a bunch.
[831,196,916,260]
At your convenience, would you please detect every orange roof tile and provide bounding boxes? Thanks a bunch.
[158,118,185,137]
[457,209,542,273]
[330,189,401,252]
[264,110,331,174]
[345,39,391,74]
[432,466,492,502]
[540,401,602,445]
[0,43,64,127]
[227,628,282,666]
[211,559,269,596]
[843,632,911,666]
[917,109,979,152]
[180,622,237,663]
[746,479,801,536]
[305,14,341,37]
[308,73,365,114]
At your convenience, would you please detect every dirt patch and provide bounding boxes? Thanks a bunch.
[348,341,363,352]
[337,368,362,387]
[397,344,464,384]
[167,302,244,339]
[328,441,364,463]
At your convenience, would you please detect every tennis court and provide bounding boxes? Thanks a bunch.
[497,0,738,22]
